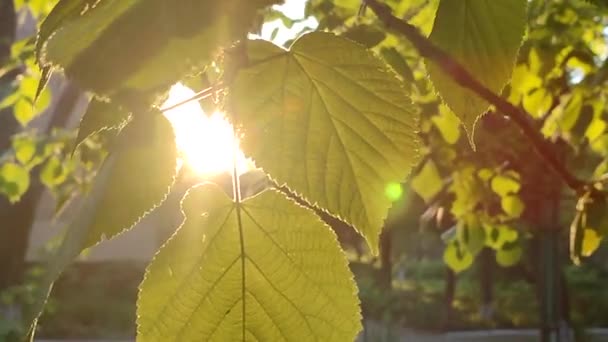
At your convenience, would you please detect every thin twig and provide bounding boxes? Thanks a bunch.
[159,82,223,112]
[364,0,587,193]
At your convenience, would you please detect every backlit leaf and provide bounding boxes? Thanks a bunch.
[458,218,485,256]
[427,0,527,143]
[501,195,525,218]
[443,240,473,273]
[230,33,420,252]
[40,156,68,188]
[137,183,362,341]
[24,113,177,337]
[496,244,522,267]
[0,162,30,203]
[411,159,443,203]
[14,98,34,126]
[41,0,279,96]
[83,113,177,246]
[491,174,521,198]
[12,134,36,166]
[431,105,461,145]
[582,228,602,257]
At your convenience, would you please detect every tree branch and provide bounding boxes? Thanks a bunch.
[364,0,586,193]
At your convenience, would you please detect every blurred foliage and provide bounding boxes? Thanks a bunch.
[306,0,608,272]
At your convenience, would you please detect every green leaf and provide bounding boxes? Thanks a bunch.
[229,33,420,253]
[484,224,518,250]
[501,195,525,218]
[431,105,461,145]
[491,173,521,197]
[41,0,279,96]
[24,113,177,338]
[14,98,35,126]
[341,24,386,48]
[12,134,36,166]
[411,159,443,203]
[40,156,68,188]
[83,113,177,246]
[380,47,415,83]
[427,0,527,143]
[36,0,99,60]
[458,218,485,256]
[582,228,602,257]
[74,99,131,153]
[496,243,522,267]
[0,162,30,203]
[522,88,553,119]
[137,183,362,341]
[443,240,473,273]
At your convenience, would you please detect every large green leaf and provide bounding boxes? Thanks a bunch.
[36,0,99,59]
[427,0,527,143]
[40,0,278,96]
[83,112,177,246]
[24,113,177,339]
[229,32,420,252]
[137,183,362,341]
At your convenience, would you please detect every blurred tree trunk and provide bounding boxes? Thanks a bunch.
[442,268,455,331]
[536,142,573,342]
[0,0,24,292]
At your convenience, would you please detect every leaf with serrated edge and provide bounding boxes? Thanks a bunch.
[230,32,420,253]
[40,0,279,95]
[73,98,131,153]
[83,113,177,246]
[137,183,362,341]
[24,114,177,340]
[427,0,527,144]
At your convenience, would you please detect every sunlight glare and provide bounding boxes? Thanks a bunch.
[163,84,250,177]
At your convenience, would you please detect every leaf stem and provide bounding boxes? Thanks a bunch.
[363,0,587,193]
[230,107,247,341]
[159,82,223,112]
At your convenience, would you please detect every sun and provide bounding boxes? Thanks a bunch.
[162,84,250,177]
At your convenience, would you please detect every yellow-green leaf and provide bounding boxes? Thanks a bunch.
[137,183,362,341]
[443,240,473,273]
[0,162,30,203]
[40,156,68,188]
[23,113,177,337]
[582,228,602,257]
[411,159,443,203]
[14,98,34,126]
[491,174,521,197]
[427,0,527,143]
[501,195,525,218]
[84,113,177,246]
[12,134,36,166]
[431,105,461,145]
[230,33,420,253]
[496,244,522,267]
[41,0,279,96]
